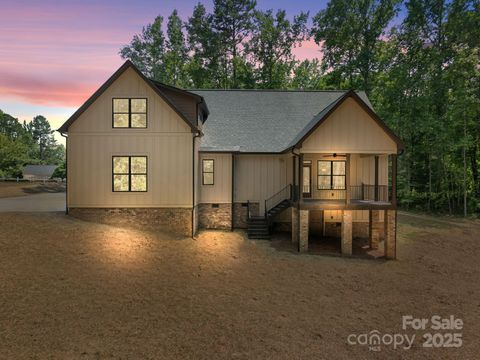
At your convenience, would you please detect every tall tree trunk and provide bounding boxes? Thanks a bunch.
[428,153,432,212]
[463,114,468,217]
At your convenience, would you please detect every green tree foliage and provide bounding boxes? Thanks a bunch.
[0,134,29,178]
[185,3,222,88]
[311,0,400,94]
[164,10,189,86]
[25,115,57,163]
[120,16,167,80]
[247,9,308,88]
[212,0,257,88]
[372,0,479,214]
[0,111,65,178]
[117,0,479,215]
[290,59,326,90]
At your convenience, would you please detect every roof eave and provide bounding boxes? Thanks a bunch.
[57,60,200,134]
[289,90,405,153]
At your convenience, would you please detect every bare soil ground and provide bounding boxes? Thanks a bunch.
[0,182,65,198]
[0,212,479,359]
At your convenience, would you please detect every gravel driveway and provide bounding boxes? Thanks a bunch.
[0,193,65,212]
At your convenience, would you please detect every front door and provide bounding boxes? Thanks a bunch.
[303,164,312,198]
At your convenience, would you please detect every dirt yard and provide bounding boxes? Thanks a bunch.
[0,212,479,359]
[0,181,65,198]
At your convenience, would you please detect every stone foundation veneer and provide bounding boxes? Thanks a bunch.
[69,208,192,237]
[369,210,382,249]
[299,209,309,252]
[198,203,232,230]
[384,210,397,259]
[232,202,259,228]
[291,207,299,244]
[341,210,353,256]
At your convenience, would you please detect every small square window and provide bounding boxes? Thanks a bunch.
[112,156,148,192]
[317,160,346,190]
[113,98,147,128]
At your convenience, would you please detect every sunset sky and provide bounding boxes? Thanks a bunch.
[0,0,331,143]
[1,0,404,144]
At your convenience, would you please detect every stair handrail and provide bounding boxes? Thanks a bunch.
[264,184,292,218]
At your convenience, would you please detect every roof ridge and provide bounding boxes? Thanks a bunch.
[189,89,349,93]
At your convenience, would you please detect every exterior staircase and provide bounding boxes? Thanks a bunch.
[247,216,270,239]
[247,195,292,239]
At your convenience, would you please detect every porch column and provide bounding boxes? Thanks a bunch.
[299,153,304,203]
[384,210,397,259]
[299,209,309,252]
[369,210,381,249]
[341,210,352,256]
[374,155,379,201]
[346,154,351,204]
[291,207,299,244]
[391,154,397,206]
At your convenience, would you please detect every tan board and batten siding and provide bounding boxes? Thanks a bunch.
[234,154,293,214]
[198,153,232,203]
[67,67,193,208]
[301,97,397,154]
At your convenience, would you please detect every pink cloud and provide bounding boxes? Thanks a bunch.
[293,39,324,61]
[0,72,97,107]
[1,1,325,109]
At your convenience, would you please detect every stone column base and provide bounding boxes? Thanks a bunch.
[299,209,309,252]
[341,210,353,256]
[384,210,397,259]
[292,207,299,244]
[369,210,381,249]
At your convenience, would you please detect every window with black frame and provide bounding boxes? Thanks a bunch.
[112,156,147,192]
[317,160,346,190]
[202,159,214,185]
[112,98,147,128]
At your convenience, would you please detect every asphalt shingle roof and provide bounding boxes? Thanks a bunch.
[191,90,373,153]
[23,165,57,177]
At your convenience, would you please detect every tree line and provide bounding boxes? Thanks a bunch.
[121,0,479,215]
[0,110,65,178]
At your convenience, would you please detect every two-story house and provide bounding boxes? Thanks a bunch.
[58,60,404,259]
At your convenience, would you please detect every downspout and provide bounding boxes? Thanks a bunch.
[192,99,203,238]
[192,130,201,238]
[231,153,235,231]
[60,132,68,215]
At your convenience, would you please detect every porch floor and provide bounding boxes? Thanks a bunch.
[300,198,394,210]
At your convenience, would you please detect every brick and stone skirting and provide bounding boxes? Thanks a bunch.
[69,208,192,237]
[232,202,259,228]
[198,203,232,230]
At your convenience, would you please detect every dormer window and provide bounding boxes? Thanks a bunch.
[113,98,147,128]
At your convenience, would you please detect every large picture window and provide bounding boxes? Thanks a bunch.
[113,98,147,128]
[112,156,147,192]
[202,159,214,185]
[317,160,346,190]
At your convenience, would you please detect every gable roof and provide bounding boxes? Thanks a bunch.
[23,165,57,177]
[58,60,201,133]
[192,89,404,153]
[58,61,404,153]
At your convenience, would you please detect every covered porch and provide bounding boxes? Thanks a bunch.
[295,152,398,208]
[290,152,398,259]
